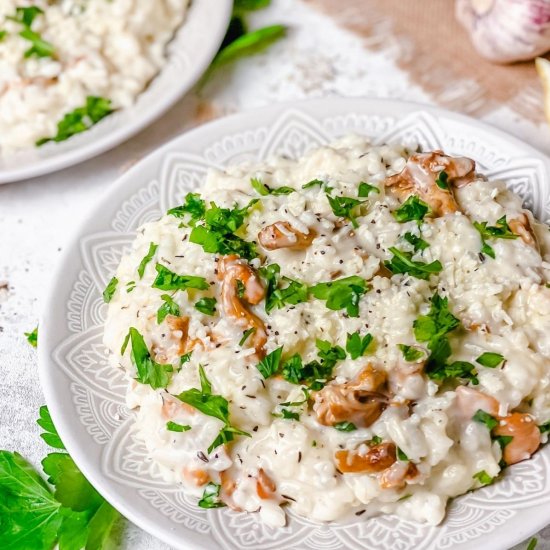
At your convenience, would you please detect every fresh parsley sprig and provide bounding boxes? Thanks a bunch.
[250,177,294,196]
[393,195,429,223]
[167,193,206,226]
[385,247,442,280]
[326,193,363,228]
[474,216,518,259]
[259,263,308,313]
[309,276,368,317]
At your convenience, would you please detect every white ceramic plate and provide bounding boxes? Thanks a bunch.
[39,98,550,550]
[0,0,232,184]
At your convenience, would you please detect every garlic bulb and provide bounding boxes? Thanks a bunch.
[456,0,550,63]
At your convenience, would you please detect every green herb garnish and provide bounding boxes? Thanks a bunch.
[474,216,518,259]
[195,297,217,316]
[473,409,499,430]
[157,294,180,324]
[238,327,256,346]
[102,276,118,303]
[435,171,449,190]
[256,346,283,378]
[476,352,505,368]
[334,421,357,432]
[358,182,379,198]
[398,344,425,362]
[250,177,294,196]
[393,195,429,223]
[472,470,494,486]
[167,193,206,226]
[259,263,308,312]
[152,264,209,292]
[403,232,429,251]
[166,421,191,433]
[274,408,300,421]
[123,327,173,389]
[25,326,38,348]
[396,447,409,461]
[385,247,442,280]
[37,406,64,450]
[198,482,225,508]
[310,275,368,317]
[326,194,363,228]
[37,97,112,146]
[346,331,374,360]
[137,242,158,279]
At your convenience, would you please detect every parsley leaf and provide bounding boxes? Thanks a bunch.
[9,6,44,27]
[403,232,429,251]
[274,408,300,421]
[385,247,442,280]
[256,346,283,378]
[435,170,449,190]
[474,216,518,258]
[326,194,363,228]
[473,409,499,430]
[0,30,7,42]
[176,366,250,452]
[36,97,112,146]
[396,447,409,461]
[25,327,38,348]
[393,195,429,223]
[157,294,180,324]
[19,27,54,58]
[124,327,173,389]
[302,178,333,193]
[398,344,425,362]
[102,277,118,303]
[167,193,206,226]
[137,242,158,279]
[239,327,256,346]
[539,422,550,434]
[476,352,505,368]
[190,200,258,260]
[198,482,225,508]
[251,177,294,196]
[152,264,209,292]
[166,421,191,432]
[358,182,379,198]
[259,264,308,312]
[316,339,346,364]
[427,360,478,384]
[310,275,368,317]
[346,331,374,360]
[334,421,357,432]
[472,470,494,486]
[195,297,217,316]
[37,406,65,450]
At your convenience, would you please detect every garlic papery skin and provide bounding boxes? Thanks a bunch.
[456,0,550,64]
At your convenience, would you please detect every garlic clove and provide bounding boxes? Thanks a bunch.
[536,57,550,125]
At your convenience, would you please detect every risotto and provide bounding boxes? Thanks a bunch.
[103,136,550,527]
[0,0,189,152]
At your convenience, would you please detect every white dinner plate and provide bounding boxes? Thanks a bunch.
[39,98,550,550]
[0,0,232,184]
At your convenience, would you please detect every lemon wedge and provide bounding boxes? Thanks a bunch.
[536,57,550,125]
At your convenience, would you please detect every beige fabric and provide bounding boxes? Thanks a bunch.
[305,0,545,122]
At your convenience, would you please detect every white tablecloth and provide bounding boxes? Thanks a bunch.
[0,1,548,548]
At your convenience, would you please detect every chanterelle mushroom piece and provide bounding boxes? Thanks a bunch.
[385,151,476,216]
[313,365,388,428]
[217,255,267,357]
[258,221,316,251]
[509,212,539,249]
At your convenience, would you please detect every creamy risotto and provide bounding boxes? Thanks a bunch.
[103,136,550,526]
[0,0,189,152]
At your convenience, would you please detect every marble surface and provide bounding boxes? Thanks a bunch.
[0,1,548,548]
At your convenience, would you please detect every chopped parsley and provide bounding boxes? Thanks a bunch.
[25,327,38,348]
[123,327,173,389]
[413,293,473,382]
[198,482,225,508]
[495,435,513,453]
[326,194,363,228]
[137,242,158,279]
[166,421,191,433]
[256,346,283,379]
[152,264,209,292]
[403,232,429,251]
[473,409,499,430]
[398,344,425,362]
[0,30,7,42]
[37,406,64,450]
[180,352,192,366]
[167,193,206,226]
[189,200,258,260]
[102,276,118,303]
[539,422,550,434]
[177,366,250,453]
[259,263,308,313]
[195,297,217,316]
[527,538,538,550]
[310,275,368,317]
[369,435,383,445]
[358,182,379,197]
[396,447,409,461]
[125,280,136,293]
[238,327,256,346]
[385,247,442,280]
[157,294,180,324]
[476,352,505,368]
[474,216,518,259]
[274,408,300,421]
[393,195,429,223]
[250,177,294,196]
[236,279,245,298]
[346,331,374,360]
[302,178,331,191]
[334,421,357,432]
[472,470,494,486]
[20,27,54,58]
[9,6,43,27]
[435,170,449,190]
[36,96,113,146]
